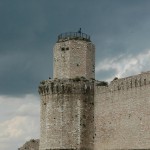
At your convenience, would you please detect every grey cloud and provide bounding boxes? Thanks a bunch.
[0,94,40,150]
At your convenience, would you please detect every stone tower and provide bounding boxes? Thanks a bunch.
[38,31,95,150]
[54,32,95,79]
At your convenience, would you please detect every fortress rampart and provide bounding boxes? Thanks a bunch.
[109,71,150,91]
[95,71,150,93]
[94,71,150,150]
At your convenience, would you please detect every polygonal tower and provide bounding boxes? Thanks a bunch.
[54,31,95,79]
[38,30,95,150]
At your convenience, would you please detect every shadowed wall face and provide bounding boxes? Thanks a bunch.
[53,40,95,79]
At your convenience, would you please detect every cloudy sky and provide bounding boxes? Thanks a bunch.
[1,0,150,149]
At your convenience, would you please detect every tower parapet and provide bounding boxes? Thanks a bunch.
[57,32,91,42]
[39,78,94,95]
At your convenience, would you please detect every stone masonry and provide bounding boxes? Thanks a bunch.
[39,32,95,150]
[18,139,39,150]
[53,39,95,80]
[39,78,94,150]
[94,71,150,149]
[19,31,150,150]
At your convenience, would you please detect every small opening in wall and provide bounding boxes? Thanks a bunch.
[144,79,146,85]
[83,124,86,127]
[66,47,69,50]
[77,64,79,66]
[131,80,132,88]
[135,79,137,87]
[61,47,65,51]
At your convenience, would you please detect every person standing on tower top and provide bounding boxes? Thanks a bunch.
[78,28,81,33]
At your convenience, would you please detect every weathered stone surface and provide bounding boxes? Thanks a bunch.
[39,36,95,150]
[20,33,150,150]
[18,139,39,150]
[39,79,94,150]
[94,71,150,150]
[53,39,95,80]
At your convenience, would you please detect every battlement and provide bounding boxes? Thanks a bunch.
[95,71,150,94]
[109,71,150,91]
[57,32,91,42]
[38,77,94,95]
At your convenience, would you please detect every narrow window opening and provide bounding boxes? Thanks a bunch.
[135,79,137,87]
[61,47,65,51]
[130,80,132,88]
[144,79,146,85]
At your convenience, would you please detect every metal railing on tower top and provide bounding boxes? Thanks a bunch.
[57,32,91,42]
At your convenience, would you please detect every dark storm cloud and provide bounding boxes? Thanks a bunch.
[1,0,150,95]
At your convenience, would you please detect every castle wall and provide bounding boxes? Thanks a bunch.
[53,40,95,79]
[94,72,150,150]
[39,79,94,150]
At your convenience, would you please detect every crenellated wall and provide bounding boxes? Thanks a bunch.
[109,71,150,92]
[94,71,150,150]
[39,78,94,150]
